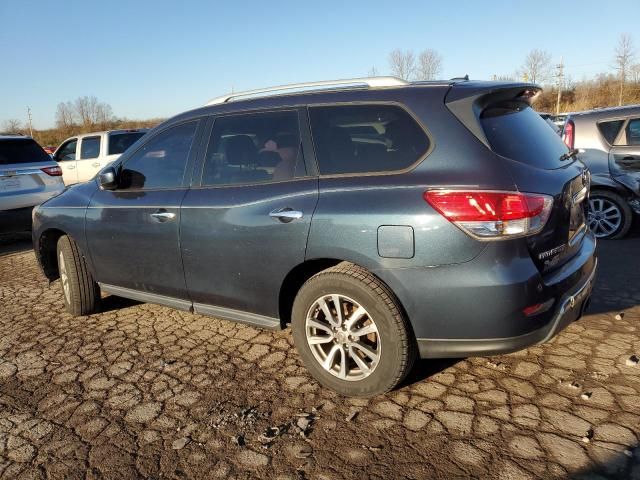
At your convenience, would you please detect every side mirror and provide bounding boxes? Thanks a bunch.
[98,166,118,190]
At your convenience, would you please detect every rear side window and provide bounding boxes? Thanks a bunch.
[119,122,197,190]
[481,104,569,169]
[201,110,304,186]
[108,132,146,155]
[308,104,429,175]
[626,118,640,146]
[0,139,51,165]
[80,136,101,159]
[598,120,624,145]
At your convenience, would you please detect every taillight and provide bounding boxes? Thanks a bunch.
[562,120,575,149]
[424,190,554,240]
[41,166,62,176]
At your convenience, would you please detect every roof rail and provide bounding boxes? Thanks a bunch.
[205,76,409,106]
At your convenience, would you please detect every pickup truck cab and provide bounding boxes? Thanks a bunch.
[54,129,148,185]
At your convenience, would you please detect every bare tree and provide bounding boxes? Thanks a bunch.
[520,49,552,83]
[416,49,442,80]
[61,96,115,131]
[388,49,416,80]
[368,66,379,77]
[492,74,516,81]
[55,101,76,133]
[614,33,635,105]
[1,119,23,134]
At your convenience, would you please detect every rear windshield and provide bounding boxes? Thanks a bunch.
[481,104,570,169]
[0,139,51,165]
[108,132,146,155]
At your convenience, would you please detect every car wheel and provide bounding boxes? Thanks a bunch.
[291,262,416,397]
[56,235,100,316]
[587,190,632,239]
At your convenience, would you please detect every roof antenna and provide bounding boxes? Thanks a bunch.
[450,74,469,81]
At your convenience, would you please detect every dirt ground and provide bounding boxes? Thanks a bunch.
[0,231,639,479]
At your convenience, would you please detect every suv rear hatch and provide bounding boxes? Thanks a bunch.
[0,137,61,209]
[445,83,589,273]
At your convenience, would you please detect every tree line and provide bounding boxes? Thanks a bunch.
[2,96,163,147]
[373,33,640,113]
[3,33,639,146]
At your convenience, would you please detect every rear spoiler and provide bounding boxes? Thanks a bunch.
[445,82,542,148]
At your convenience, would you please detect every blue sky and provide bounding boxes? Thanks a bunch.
[2,0,638,129]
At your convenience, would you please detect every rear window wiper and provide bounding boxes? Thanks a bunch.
[559,149,579,162]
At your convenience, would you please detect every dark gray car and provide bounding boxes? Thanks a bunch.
[32,77,597,396]
[563,105,640,238]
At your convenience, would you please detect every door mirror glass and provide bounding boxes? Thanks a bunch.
[98,166,118,190]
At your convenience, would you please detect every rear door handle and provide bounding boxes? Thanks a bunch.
[92,162,100,167]
[269,208,303,223]
[150,210,176,222]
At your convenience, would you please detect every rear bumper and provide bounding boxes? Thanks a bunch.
[416,257,596,358]
[0,206,34,233]
[373,230,597,359]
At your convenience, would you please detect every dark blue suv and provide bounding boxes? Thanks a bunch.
[33,77,597,396]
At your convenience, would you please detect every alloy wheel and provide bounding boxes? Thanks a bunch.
[305,294,381,381]
[588,197,622,238]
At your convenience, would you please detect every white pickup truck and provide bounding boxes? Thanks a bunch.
[54,129,148,185]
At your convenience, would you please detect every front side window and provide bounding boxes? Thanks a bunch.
[201,110,304,186]
[626,118,640,146]
[119,121,197,190]
[309,104,430,175]
[80,136,101,159]
[56,139,77,161]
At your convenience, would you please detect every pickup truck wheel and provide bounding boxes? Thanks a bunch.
[588,190,632,239]
[56,235,100,316]
[292,262,416,397]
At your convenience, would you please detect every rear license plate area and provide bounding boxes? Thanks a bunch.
[0,177,22,191]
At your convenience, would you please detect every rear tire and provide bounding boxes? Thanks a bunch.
[588,190,632,239]
[291,262,416,397]
[56,235,100,316]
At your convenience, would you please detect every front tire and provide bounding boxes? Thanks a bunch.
[292,262,416,397]
[56,235,100,316]
[588,190,632,239]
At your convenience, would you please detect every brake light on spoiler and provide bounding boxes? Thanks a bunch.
[424,190,553,240]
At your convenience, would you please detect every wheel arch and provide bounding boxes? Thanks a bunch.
[278,258,412,334]
[36,228,68,281]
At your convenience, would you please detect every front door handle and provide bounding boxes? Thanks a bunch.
[67,165,75,170]
[150,210,176,222]
[269,208,303,223]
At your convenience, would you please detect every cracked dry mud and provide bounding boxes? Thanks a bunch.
[0,234,639,479]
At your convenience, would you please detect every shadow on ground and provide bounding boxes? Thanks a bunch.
[0,232,32,257]
[589,221,640,315]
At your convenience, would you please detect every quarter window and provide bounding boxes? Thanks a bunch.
[119,121,197,190]
[201,110,304,186]
[598,120,624,145]
[308,104,429,175]
[80,136,101,159]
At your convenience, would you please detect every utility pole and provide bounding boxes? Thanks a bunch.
[555,57,564,116]
[27,107,34,137]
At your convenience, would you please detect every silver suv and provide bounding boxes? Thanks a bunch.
[0,135,65,233]
[563,105,640,238]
